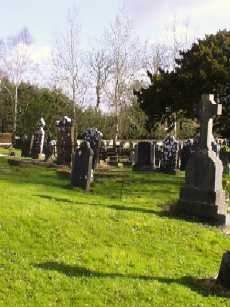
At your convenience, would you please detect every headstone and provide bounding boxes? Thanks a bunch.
[217,251,230,289]
[178,94,228,224]
[71,141,94,191]
[100,141,107,161]
[180,139,194,171]
[155,143,163,168]
[44,138,56,161]
[21,134,31,157]
[160,136,178,174]
[133,141,155,171]
[106,146,119,166]
[83,128,103,170]
[31,118,46,159]
[220,147,230,175]
[212,139,221,157]
[56,116,73,165]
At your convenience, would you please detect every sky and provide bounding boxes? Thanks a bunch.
[1,0,230,53]
[1,0,230,90]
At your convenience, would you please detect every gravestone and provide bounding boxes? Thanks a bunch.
[83,128,103,170]
[178,94,228,224]
[180,139,194,171]
[155,143,163,168]
[44,138,56,161]
[160,136,178,174]
[56,116,73,165]
[21,134,31,157]
[220,147,230,175]
[31,118,46,159]
[216,251,230,289]
[133,141,154,171]
[71,141,94,191]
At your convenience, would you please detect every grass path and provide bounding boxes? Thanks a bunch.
[0,157,229,306]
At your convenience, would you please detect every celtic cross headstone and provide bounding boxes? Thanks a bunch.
[178,94,228,225]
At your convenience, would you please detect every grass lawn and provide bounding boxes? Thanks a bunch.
[0,157,230,306]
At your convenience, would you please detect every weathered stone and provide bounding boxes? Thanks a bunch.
[71,141,94,191]
[178,94,228,224]
[83,128,102,170]
[31,118,46,160]
[160,136,178,174]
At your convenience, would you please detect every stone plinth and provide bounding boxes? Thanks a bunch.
[179,149,227,224]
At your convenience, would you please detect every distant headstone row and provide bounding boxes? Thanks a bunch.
[133,136,179,174]
[19,113,229,176]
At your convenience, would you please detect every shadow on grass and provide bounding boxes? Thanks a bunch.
[129,179,184,186]
[34,194,198,223]
[34,262,228,298]
[34,194,161,215]
[0,172,73,190]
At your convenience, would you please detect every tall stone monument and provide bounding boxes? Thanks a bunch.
[31,118,46,160]
[178,94,228,224]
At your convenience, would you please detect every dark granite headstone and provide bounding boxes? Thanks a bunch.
[71,141,94,191]
[21,134,31,157]
[220,148,230,175]
[180,140,194,171]
[56,116,73,165]
[178,94,228,224]
[133,141,154,171]
[217,251,230,289]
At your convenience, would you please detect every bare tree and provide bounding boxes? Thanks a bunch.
[88,48,111,110]
[104,12,143,142]
[0,27,33,138]
[164,15,195,71]
[143,41,171,74]
[52,10,86,141]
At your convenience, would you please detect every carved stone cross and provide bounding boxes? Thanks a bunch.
[200,94,222,151]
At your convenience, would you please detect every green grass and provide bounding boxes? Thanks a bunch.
[0,147,21,157]
[0,157,230,306]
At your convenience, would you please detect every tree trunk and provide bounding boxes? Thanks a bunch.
[96,85,100,110]
[72,85,77,152]
[13,85,18,144]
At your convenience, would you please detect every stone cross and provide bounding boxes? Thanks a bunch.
[200,94,222,151]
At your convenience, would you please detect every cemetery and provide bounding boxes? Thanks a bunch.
[0,2,230,306]
[0,91,229,305]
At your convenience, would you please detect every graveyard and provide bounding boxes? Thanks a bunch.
[0,154,229,306]
[1,2,230,306]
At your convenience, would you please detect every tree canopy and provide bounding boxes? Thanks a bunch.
[136,30,230,138]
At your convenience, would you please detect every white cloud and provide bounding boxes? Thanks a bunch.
[29,45,51,62]
[125,0,230,42]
